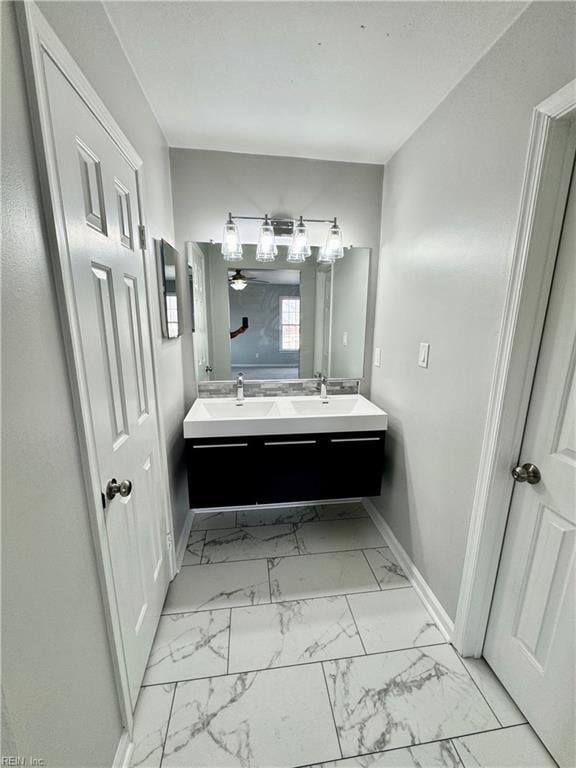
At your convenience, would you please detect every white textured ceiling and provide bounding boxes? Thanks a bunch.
[105,1,526,163]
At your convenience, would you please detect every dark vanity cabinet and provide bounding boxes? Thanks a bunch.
[185,431,386,508]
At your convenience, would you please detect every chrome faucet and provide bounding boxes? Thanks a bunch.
[319,374,328,403]
[236,372,244,405]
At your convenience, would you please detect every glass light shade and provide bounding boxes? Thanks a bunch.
[256,215,277,262]
[221,215,243,261]
[323,218,344,260]
[287,217,311,263]
[230,277,247,291]
[316,246,336,264]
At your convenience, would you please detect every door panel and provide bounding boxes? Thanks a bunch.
[43,55,170,706]
[484,157,576,767]
[188,244,211,381]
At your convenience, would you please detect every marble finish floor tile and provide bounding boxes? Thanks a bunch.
[296,518,385,555]
[162,664,341,767]
[454,724,556,767]
[202,524,299,563]
[458,657,526,727]
[363,548,410,590]
[307,739,461,767]
[316,501,369,520]
[130,683,174,768]
[237,505,319,526]
[228,596,364,673]
[269,550,380,602]
[191,510,237,530]
[143,611,229,685]
[182,531,206,565]
[163,560,270,614]
[324,644,498,757]
[348,588,444,654]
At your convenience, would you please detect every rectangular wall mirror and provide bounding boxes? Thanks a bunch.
[157,239,181,339]
[186,242,370,381]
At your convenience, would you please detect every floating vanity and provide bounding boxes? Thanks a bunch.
[183,394,388,508]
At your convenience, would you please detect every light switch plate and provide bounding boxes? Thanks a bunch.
[374,347,381,367]
[418,342,430,368]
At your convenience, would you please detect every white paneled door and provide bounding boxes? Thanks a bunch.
[43,55,171,706]
[485,160,576,767]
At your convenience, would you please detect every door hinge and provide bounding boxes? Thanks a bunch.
[166,531,173,550]
[138,224,147,251]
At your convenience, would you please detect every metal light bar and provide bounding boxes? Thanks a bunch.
[229,214,336,225]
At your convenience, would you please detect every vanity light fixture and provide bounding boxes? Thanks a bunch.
[221,213,345,264]
[256,214,277,262]
[221,212,243,261]
[287,216,312,263]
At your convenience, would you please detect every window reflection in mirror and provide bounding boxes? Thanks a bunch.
[157,239,181,339]
[186,242,370,382]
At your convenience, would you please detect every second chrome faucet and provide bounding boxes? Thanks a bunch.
[236,372,244,404]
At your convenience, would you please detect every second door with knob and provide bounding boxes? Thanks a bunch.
[484,155,576,767]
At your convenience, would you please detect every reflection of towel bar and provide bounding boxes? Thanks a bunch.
[193,443,248,449]
[264,440,317,446]
[330,437,381,443]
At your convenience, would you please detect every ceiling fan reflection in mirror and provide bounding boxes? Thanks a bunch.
[228,269,270,291]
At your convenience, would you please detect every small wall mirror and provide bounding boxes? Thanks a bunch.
[186,242,370,381]
[157,239,181,339]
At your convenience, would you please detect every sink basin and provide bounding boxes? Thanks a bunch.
[184,394,388,438]
[290,399,363,416]
[203,401,279,419]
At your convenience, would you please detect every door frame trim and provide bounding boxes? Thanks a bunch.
[16,2,177,736]
[453,79,576,657]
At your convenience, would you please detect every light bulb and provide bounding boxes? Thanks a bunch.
[221,213,243,261]
[323,217,344,260]
[256,214,277,262]
[287,216,311,263]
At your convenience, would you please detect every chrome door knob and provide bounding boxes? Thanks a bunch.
[512,463,541,485]
[106,478,133,500]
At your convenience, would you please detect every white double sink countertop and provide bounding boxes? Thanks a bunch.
[183,394,388,439]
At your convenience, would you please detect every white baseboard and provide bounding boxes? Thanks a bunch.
[363,498,454,642]
[112,729,133,768]
[175,508,194,572]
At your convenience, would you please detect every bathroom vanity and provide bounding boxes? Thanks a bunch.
[183,395,388,508]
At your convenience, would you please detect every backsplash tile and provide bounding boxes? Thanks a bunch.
[197,379,360,398]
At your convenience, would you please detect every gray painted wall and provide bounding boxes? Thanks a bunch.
[1,2,190,764]
[369,1,576,620]
[170,148,383,391]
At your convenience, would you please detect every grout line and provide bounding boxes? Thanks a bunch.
[226,608,232,676]
[361,549,384,590]
[320,662,344,760]
[188,543,389,568]
[451,652,503,727]
[344,594,368,656]
[450,738,467,767]
[161,585,413,617]
[141,641,451,689]
[266,558,274,602]
[293,523,302,555]
[158,681,177,768]
[286,725,532,768]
